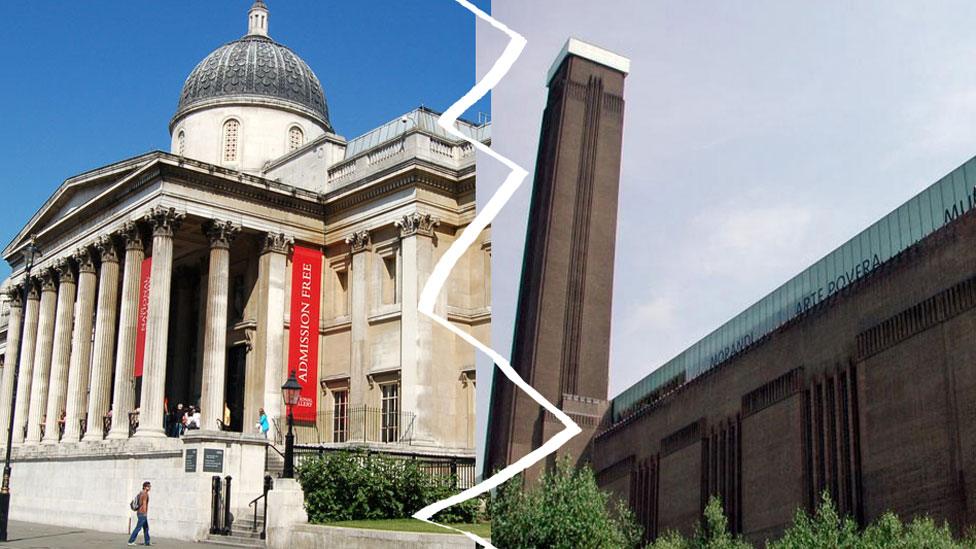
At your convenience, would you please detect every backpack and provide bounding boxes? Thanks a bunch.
[130,492,141,512]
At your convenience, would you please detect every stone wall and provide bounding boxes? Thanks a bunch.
[6,432,266,541]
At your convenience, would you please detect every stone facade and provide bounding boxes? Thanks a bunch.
[0,3,487,541]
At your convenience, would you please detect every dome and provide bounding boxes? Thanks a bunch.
[173,32,331,132]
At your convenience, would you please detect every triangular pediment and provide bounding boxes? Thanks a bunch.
[3,152,162,259]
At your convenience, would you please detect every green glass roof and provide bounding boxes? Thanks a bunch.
[612,154,976,421]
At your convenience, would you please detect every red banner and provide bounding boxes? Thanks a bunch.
[134,256,152,378]
[287,246,322,422]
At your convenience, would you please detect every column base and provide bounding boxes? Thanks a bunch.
[80,432,104,443]
[40,437,59,446]
[132,426,167,439]
[104,429,130,441]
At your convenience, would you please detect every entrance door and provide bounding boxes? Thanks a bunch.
[224,345,247,432]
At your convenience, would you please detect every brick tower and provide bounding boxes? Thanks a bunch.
[486,38,629,480]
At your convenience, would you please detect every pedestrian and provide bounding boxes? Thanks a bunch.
[169,404,184,437]
[127,481,151,546]
[256,408,269,439]
[223,402,232,431]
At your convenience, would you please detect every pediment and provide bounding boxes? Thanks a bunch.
[3,152,161,259]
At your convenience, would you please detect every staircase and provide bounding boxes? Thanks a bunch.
[265,446,284,478]
[202,509,266,547]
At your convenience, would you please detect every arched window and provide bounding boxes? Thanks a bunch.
[223,119,240,162]
[177,130,185,156]
[288,126,304,151]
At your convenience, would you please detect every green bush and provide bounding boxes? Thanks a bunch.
[491,458,643,548]
[648,496,750,549]
[296,450,484,524]
[651,492,972,549]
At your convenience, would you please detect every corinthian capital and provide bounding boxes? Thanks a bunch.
[143,206,185,238]
[75,247,96,274]
[394,213,440,238]
[5,286,23,308]
[345,230,371,253]
[203,220,242,250]
[119,222,144,252]
[55,258,75,284]
[261,232,294,255]
[39,269,57,292]
[95,235,120,264]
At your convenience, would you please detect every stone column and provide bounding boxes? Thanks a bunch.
[25,270,58,445]
[255,232,291,438]
[42,259,78,444]
[0,287,24,439]
[83,236,121,441]
[345,231,370,439]
[12,281,40,445]
[134,206,184,438]
[107,223,144,439]
[62,248,98,442]
[394,214,439,445]
[199,220,240,430]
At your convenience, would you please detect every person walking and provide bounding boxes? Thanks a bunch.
[127,481,152,546]
[257,408,270,439]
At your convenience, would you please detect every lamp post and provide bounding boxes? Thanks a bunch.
[0,237,40,541]
[280,370,301,479]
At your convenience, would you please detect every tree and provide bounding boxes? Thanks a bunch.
[491,458,642,548]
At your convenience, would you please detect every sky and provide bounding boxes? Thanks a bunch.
[0,0,488,280]
[476,0,976,458]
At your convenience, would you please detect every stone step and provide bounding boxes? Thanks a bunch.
[203,533,266,547]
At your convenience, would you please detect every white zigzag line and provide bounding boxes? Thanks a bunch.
[411,1,582,547]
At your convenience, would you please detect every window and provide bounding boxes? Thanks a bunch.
[177,130,185,156]
[332,390,348,443]
[382,256,397,305]
[380,383,399,443]
[288,126,304,151]
[223,119,240,162]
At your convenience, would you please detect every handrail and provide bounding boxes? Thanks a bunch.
[248,475,273,540]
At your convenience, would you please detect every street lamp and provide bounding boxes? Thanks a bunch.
[0,237,40,541]
[280,370,301,479]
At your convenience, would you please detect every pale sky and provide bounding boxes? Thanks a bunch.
[475,1,976,461]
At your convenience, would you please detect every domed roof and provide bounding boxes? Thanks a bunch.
[173,31,331,132]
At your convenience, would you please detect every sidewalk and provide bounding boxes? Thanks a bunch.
[0,521,229,548]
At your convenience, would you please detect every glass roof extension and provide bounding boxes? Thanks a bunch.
[612,154,976,421]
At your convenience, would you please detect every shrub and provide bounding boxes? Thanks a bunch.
[296,450,484,524]
[648,496,750,549]
[491,458,643,548]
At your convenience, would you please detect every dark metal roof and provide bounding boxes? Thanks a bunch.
[174,35,331,131]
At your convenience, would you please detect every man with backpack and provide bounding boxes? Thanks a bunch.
[127,481,151,546]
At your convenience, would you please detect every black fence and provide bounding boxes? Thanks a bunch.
[290,406,416,446]
[291,445,477,490]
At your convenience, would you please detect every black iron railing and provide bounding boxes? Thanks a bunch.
[290,406,416,445]
[248,475,273,539]
[289,445,477,490]
[210,475,233,535]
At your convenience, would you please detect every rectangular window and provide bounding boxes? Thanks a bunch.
[332,390,348,443]
[382,256,397,305]
[381,383,399,443]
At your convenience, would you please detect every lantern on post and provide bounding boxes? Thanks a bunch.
[280,370,302,479]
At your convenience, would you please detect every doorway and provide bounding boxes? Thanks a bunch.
[224,345,247,432]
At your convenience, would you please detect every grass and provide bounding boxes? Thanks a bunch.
[323,518,491,538]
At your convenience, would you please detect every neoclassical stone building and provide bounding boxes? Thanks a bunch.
[0,2,487,538]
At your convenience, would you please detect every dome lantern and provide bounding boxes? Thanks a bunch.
[247,0,269,37]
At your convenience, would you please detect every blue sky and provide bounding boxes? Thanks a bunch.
[0,0,488,279]
[477,0,976,431]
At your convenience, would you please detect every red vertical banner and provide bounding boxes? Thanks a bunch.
[133,256,152,378]
[287,245,322,422]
